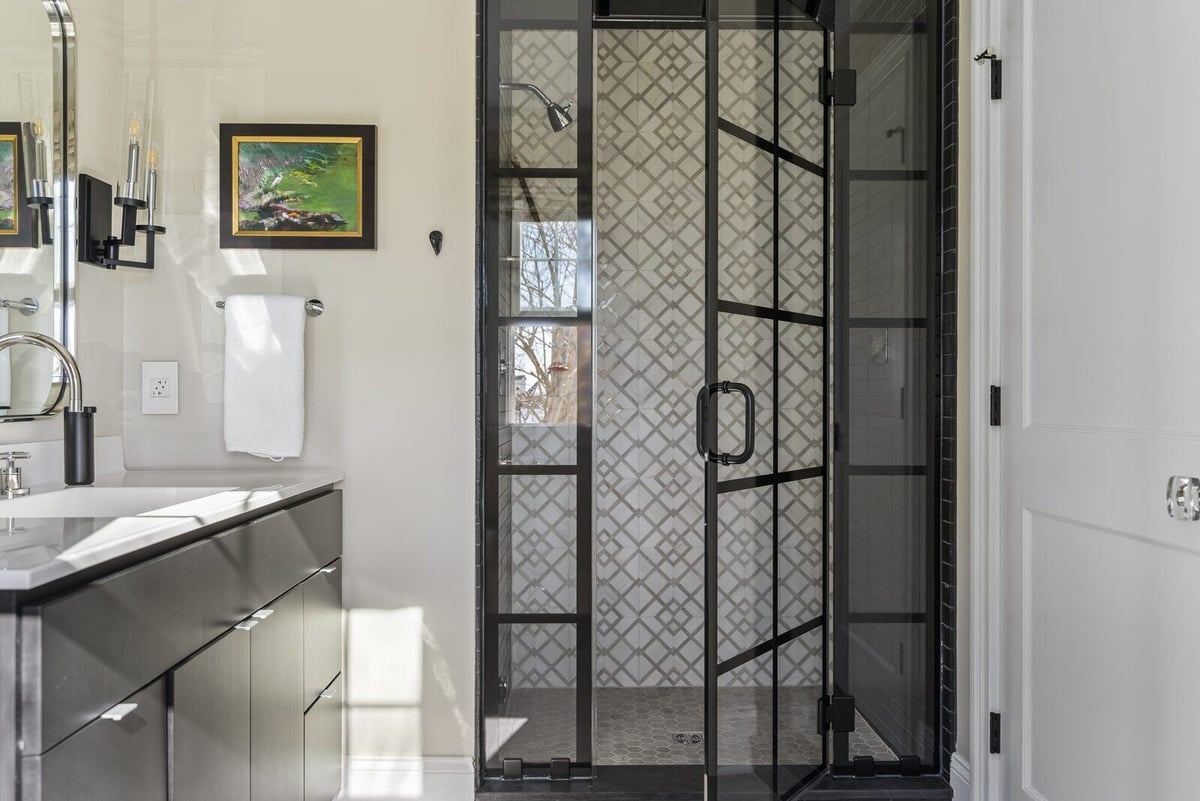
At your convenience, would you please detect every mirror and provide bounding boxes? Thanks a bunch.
[0,0,74,420]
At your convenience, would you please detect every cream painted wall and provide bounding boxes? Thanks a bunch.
[0,0,126,446]
[956,0,972,762]
[120,0,477,759]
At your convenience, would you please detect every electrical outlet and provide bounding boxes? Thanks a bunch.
[142,361,179,415]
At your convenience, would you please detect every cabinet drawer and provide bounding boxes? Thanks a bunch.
[21,491,342,755]
[303,559,343,708]
[217,491,342,613]
[21,679,167,801]
[304,675,343,801]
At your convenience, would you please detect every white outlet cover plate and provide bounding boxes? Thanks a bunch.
[142,361,179,415]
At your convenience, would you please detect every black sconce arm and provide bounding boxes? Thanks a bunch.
[77,173,165,270]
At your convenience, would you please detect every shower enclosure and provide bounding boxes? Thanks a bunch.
[480,1,948,797]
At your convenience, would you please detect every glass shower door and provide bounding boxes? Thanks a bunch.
[831,0,940,773]
[702,2,829,798]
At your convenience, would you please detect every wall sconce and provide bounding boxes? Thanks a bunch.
[79,76,166,269]
[18,73,53,246]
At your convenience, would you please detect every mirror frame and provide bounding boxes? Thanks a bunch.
[54,0,77,359]
[2,0,76,422]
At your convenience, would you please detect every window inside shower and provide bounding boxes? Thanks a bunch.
[480,0,947,795]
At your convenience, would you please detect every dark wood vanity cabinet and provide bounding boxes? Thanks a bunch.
[174,629,252,801]
[250,590,306,801]
[19,680,168,801]
[303,559,343,708]
[12,490,344,801]
[304,674,344,801]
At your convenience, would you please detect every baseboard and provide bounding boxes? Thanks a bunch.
[346,755,475,775]
[949,754,970,801]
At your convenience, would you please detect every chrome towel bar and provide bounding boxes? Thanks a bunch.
[216,298,324,318]
[0,297,40,316]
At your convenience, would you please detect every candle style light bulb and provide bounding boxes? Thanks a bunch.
[31,118,47,189]
[145,146,161,228]
[123,118,142,200]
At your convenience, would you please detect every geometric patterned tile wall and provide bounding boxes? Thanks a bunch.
[509,29,578,169]
[507,430,578,689]
[596,28,708,690]
[511,474,577,615]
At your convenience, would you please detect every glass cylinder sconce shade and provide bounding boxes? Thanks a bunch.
[17,72,51,204]
[118,74,153,204]
[142,122,165,233]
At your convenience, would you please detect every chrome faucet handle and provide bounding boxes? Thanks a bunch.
[0,452,31,499]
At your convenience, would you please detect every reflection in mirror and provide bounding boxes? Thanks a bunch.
[0,0,70,419]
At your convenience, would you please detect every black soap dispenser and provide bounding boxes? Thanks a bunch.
[63,406,96,486]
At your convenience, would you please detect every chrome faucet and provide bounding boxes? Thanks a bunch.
[0,332,95,486]
[0,452,30,498]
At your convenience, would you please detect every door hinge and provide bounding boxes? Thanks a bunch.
[822,69,857,106]
[989,385,1002,427]
[974,49,1003,100]
[805,0,833,27]
[990,712,1002,754]
[819,695,856,733]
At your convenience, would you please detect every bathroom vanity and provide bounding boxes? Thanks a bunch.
[0,465,345,801]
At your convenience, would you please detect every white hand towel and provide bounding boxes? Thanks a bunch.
[0,307,11,409]
[223,294,306,459]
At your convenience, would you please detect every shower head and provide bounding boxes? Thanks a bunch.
[546,101,574,133]
[500,82,575,133]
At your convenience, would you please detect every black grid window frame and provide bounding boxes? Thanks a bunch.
[477,0,596,780]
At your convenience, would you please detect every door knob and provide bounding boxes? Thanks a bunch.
[1166,476,1200,520]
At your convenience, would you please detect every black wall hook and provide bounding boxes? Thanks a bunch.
[429,230,443,256]
[974,48,1003,100]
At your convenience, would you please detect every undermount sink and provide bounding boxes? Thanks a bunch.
[0,486,238,518]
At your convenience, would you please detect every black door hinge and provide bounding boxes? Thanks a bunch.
[989,385,1002,427]
[974,49,1002,100]
[822,69,857,106]
[990,712,1002,754]
[805,0,833,27]
[819,695,856,733]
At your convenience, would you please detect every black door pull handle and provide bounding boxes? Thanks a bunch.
[695,381,756,465]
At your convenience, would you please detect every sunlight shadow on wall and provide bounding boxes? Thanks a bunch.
[346,607,425,798]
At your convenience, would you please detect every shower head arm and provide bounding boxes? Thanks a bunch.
[501,82,559,109]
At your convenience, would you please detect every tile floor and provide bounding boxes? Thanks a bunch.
[489,686,896,767]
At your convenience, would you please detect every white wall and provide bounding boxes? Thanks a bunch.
[117,0,477,759]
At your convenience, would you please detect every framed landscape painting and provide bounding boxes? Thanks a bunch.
[219,123,377,250]
[0,123,36,249]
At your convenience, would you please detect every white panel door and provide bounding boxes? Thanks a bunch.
[998,1,1200,799]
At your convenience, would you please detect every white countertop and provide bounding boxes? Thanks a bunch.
[0,468,343,592]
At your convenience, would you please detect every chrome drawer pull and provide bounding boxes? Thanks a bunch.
[234,619,260,631]
[319,566,338,574]
[101,703,138,722]
[319,688,336,700]
[251,608,274,620]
